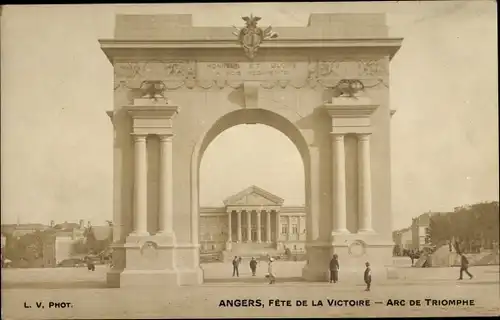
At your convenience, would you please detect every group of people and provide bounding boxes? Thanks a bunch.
[329,254,372,291]
[231,250,474,288]
[328,251,474,290]
[232,255,276,284]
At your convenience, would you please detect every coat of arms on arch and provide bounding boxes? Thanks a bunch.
[233,14,278,60]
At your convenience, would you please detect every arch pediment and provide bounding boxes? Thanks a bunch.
[223,185,284,207]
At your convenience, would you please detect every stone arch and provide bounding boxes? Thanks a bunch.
[103,12,403,288]
[190,108,311,246]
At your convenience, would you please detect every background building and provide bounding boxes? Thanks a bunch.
[199,186,306,256]
[411,212,434,251]
[1,220,112,267]
[393,227,413,253]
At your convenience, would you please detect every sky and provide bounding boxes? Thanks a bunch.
[1,2,498,230]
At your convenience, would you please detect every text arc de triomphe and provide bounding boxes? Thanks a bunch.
[103,13,402,287]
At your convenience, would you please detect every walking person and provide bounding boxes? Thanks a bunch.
[364,262,372,291]
[232,256,240,277]
[329,254,340,283]
[266,256,276,284]
[85,256,95,272]
[458,253,473,280]
[249,257,258,276]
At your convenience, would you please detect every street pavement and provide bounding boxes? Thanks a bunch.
[2,262,499,319]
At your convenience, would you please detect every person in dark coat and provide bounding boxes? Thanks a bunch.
[232,256,240,277]
[364,262,372,291]
[249,257,258,276]
[458,254,473,280]
[85,256,95,271]
[329,254,340,283]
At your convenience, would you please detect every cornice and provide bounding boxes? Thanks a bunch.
[100,38,402,61]
[324,104,378,118]
[126,104,180,119]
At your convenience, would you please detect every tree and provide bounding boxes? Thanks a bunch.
[429,213,451,246]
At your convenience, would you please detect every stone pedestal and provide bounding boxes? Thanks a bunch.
[302,233,396,282]
[302,243,331,281]
[107,236,178,287]
[108,241,204,287]
[174,245,204,286]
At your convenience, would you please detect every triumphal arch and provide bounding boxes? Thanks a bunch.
[101,13,402,287]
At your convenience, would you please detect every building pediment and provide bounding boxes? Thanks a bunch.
[223,185,284,207]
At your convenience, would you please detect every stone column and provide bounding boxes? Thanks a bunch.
[358,133,374,232]
[236,210,242,243]
[246,210,252,243]
[227,211,232,243]
[332,134,349,234]
[287,215,292,241]
[298,216,302,240]
[265,210,271,243]
[256,210,262,243]
[131,134,149,236]
[275,211,280,245]
[158,134,174,239]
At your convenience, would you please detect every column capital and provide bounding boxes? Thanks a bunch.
[357,133,372,141]
[131,133,147,142]
[158,134,174,142]
[330,133,345,141]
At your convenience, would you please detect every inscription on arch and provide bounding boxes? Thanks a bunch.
[114,59,387,90]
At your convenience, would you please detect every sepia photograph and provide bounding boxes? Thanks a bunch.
[1,1,498,318]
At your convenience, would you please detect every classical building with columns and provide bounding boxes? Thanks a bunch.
[103,13,402,287]
[199,186,307,255]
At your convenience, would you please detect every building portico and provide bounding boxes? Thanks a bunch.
[226,209,278,244]
[224,185,283,248]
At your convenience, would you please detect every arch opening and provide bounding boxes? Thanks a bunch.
[190,109,312,278]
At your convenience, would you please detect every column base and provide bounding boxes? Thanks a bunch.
[357,228,376,234]
[225,241,232,250]
[331,229,350,235]
[128,231,151,238]
[154,231,176,245]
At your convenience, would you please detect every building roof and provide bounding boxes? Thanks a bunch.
[54,222,81,230]
[223,185,284,207]
[1,223,50,234]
